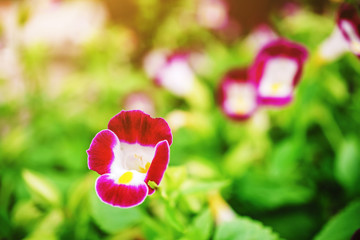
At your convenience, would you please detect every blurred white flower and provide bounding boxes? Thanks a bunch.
[318,26,350,62]
[143,50,196,97]
[0,46,25,102]
[166,110,189,131]
[22,0,106,54]
[143,49,169,79]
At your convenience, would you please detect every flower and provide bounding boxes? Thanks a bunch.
[122,92,156,117]
[143,50,196,97]
[317,26,350,62]
[337,3,360,58]
[197,0,228,30]
[218,68,258,120]
[244,24,278,53]
[87,110,172,208]
[250,38,308,106]
[22,0,106,54]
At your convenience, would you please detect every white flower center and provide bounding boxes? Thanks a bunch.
[110,141,156,185]
[258,57,298,98]
[224,82,257,115]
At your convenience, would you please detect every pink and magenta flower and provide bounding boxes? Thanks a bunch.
[143,49,196,97]
[250,38,308,106]
[337,3,360,58]
[218,68,258,120]
[87,110,172,208]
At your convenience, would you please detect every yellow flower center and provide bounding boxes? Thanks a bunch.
[118,171,133,184]
[139,162,151,173]
[351,41,360,54]
[234,97,246,114]
[271,83,282,94]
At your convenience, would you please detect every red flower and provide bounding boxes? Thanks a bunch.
[87,110,172,208]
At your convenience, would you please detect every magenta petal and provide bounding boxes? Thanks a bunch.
[337,3,360,58]
[337,3,360,41]
[259,96,293,106]
[145,140,170,195]
[95,174,148,208]
[87,130,119,175]
[108,110,173,147]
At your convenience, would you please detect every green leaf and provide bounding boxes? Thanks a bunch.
[180,179,230,195]
[335,137,360,194]
[89,189,143,234]
[142,215,174,240]
[236,174,313,209]
[314,200,360,240]
[25,209,64,240]
[269,139,301,177]
[185,209,213,240]
[11,200,42,229]
[22,169,61,206]
[163,202,186,232]
[214,216,281,240]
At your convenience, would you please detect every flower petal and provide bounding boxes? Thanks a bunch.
[95,174,148,208]
[87,129,121,175]
[145,140,170,195]
[108,110,173,146]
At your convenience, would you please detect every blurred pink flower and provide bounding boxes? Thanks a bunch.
[197,0,229,30]
[280,2,301,17]
[143,50,196,97]
[251,39,308,106]
[337,3,360,58]
[123,92,156,117]
[87,110,172,208]
[244,24,278,53]
[218,68,258,120]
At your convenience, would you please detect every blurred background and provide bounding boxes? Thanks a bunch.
[1,0,360,239]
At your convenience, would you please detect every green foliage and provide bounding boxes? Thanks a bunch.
[335,137,360,194]
[184,209,213,240]
[89,190,144,234]
[214,216,281,240]
[1,0,360,239]
[314,200,360,240]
